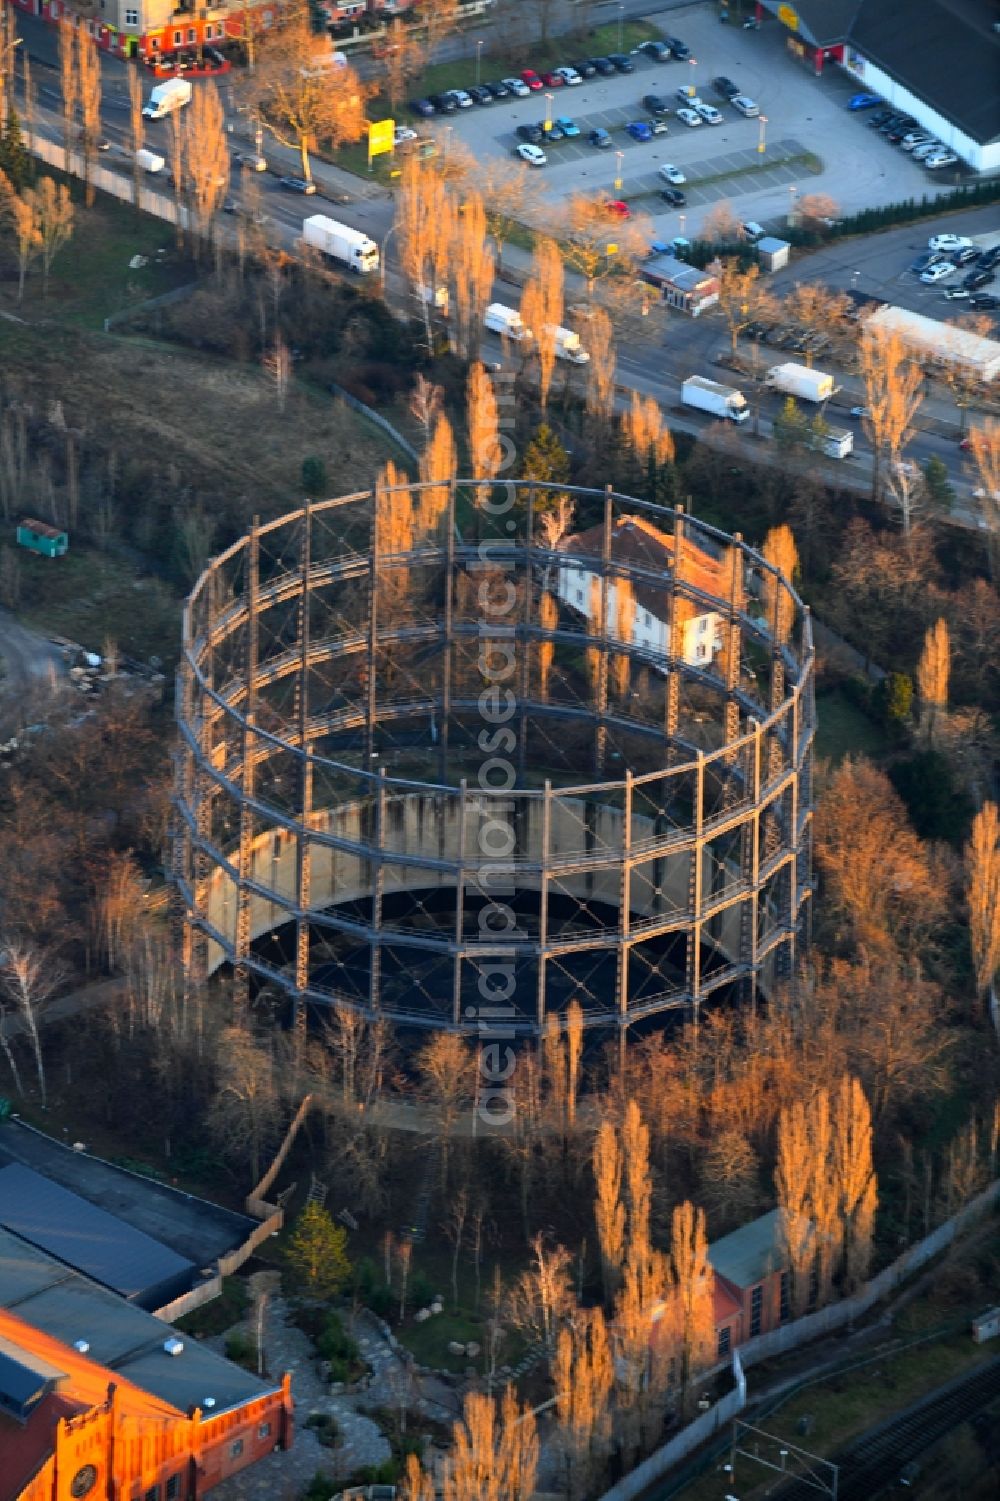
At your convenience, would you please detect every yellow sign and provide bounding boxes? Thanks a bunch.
[606,243,618,256]
[777,4,799,30]
[368,118,395,159]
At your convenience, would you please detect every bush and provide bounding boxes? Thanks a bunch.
[316,1309,360,1367]
[301,456,327,494]
[889,748,973,842]
[301,1471,335,1501]
[176,1277,249,1338]
[303,1412,341,1448]
[224,1331,258,1370]
[408,1270,436,1312]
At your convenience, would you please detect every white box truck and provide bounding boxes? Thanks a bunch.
[135,148,166,174]
[485,303,531,341]
[765,363,835,403]
[546,325,590,364]
[682,376,749,424]
[303,215,380,274]
[142,77,192,120]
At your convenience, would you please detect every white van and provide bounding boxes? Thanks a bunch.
[485,303,531,341]
[136,149,166,174]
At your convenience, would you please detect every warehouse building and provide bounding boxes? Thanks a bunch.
[866,304,1000,383]
[755,0,1000,173]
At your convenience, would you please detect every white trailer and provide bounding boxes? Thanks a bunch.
[485,303,531,341]
[546,325,590,364]
[813,427,854,459]
[303,215,380,274]
[765,363,835,403]
[682,376,750,423]
[142,77,192,120]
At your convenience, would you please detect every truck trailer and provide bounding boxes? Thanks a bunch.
[682,376,749,423]
[546,325,590,364]
[303,215,380,274]
[142,78,192,120]
[765,363,835,403]
[485,303,531,342]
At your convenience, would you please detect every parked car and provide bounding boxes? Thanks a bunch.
[468,85,493,105]
[501,77,531,97]
[910,250,946,273]
[638,40,671,61]
[869,108,895,127]
[516,122,545,143]
[643,94,671,116]
[589,56,616,75]
[850,405,870,418]
[515,142,547,166]
[555,116,580,137]
[605,199,631,219]
[649,118,670,135]
[899,132,937,151]
[540,119,565,141]
[607,53,635,73]
[448,89,473,108]
[589,127,613,148]
[237,151,269,169]
[695,103,723,125]
[731,95,759,116]
[742,221,765,243]
[626,119,653,141]
[712,76,741,99]
[521,69,544,91]
[977,245,1000,269]
[658,163,686,184]
[660,187,686,206]
[848,92,882,110]
[409,97,436,117]
[885,120,918,142]
[971,293,999,308]
[279,175,316,194]
[675,86,700,104]
[964,268,994,289]
[664,36,691,59]
[929,233,974,252]
[943,287,972,300]
[429,92,458,113]
[912,140,946,160]
[920,260,956,283]
[676,107,702,128]
[485,79,511,98]
[572,58,598,78]
[950,245,980,265]
[877,113,910,134]
[925,151,959,169]
[553,66,582,86]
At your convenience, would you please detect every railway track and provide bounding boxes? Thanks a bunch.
[772,1355,1000,1500]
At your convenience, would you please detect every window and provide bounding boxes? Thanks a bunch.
[257,1422,272,1440]
[165,1480,181,1501]
[125,7,138,23]
[150,37,159,48]
[644,611,652,627]
[749,1284,763,1337]
[173,29,182,44]
[187,27,195,41]
[145,1488,160,1501]
[576,589,584,604]
[779,1271,790,1323]
[717,1325,731,1356]
[230,1439,244,1460]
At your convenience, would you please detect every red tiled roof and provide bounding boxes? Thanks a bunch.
[560,514,727,617]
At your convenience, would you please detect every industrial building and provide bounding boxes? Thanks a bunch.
[756,0,1000,172]
[866,303,1000,383]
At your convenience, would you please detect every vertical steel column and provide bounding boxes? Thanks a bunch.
[686,749,705,1027]
[595,487,613,776]
[518,484,535,782]
[369,766,387,1016]
[453,778,467,1028]
[292,507,314,1055]
[723,533,744,761]
[742,720,762,1008]
[785,688,802,979]
[189,574,218,1001]
[616,769,633,1034]
[441,480,456,783]
[234,521,260,1023]
[366,488,379,767]
[536,780,551,1031]
[763,564,787,858]
[664,505,684,756]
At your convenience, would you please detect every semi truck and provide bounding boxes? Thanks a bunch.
[682,376,749,423]
[302,215,380,274]
[765,362,835,403]
[142,77,192,120]
[546,325,590,364]
[485,303,531,341]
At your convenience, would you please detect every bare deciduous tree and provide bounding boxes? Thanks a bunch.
[762,523,799,645]
[858,324,924,519]
[0,936,66,1107]
[713,259,777,356]
[916,616,950,744]
[77,28,102,208]
[585,306,616,425]
[380,17,426,112]
[418,411,457,536]
[593,1119,625,1301]
[966,800,1000,1003]
[965,420,1000,576]
[184,79,229,249]
[521,236,564,410]
[467,361,501,492]
[27,176,74,296]
[128,64,145,211]
[57,19,77,173]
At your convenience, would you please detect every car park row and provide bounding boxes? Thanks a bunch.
[913,235,998,306]
[848,95,961,173]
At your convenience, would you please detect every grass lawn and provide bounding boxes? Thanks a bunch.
[396,1309,485,1373]
[0,176,195,332]
[814,688,888,763]
[16,548,182,666]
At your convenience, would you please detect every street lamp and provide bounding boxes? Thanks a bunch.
[544,92,554,132]
[757,113,768,154]
[788,183,798,222]
[679,212,686,239]
[380,221,398,292]
[618,3,625,52]
[615,149,624,192]
[476,38,484,87]
[689,56,698,95]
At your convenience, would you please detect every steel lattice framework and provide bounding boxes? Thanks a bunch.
[173,482,815,1038]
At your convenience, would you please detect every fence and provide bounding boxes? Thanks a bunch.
[25,129,189,229]
[596,1178,1000,1500]
[103,281,201,334]
[329,382,419,463]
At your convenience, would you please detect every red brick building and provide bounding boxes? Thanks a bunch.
[708,1208,801,1357]
[0,1228,293,1501]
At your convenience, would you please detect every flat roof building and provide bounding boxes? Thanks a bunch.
[866,303,1000,383]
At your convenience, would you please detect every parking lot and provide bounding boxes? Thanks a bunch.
[424,6,968,236]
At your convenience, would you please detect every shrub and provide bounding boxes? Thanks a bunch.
[224,1331,258,1370]
[301,456,327,494]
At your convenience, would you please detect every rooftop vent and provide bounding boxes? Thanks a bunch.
[72,1340,90,1355]
[203,1396,216,1409]
[163,1337,184,1358]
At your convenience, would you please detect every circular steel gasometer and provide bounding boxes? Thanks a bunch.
[173,482,815,1039]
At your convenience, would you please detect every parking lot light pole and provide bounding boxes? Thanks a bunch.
[618,3,625,52]
[788,184,798,223]
[689,57,698,95]
[544,92,554,133]
[476,39,484,87]
[679,212,686,242]
[615,150,624,192]
[758,114,768,154]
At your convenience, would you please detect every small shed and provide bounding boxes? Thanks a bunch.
[16,519,68,559]
[639,255,720,316]
[757,236,791,273]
